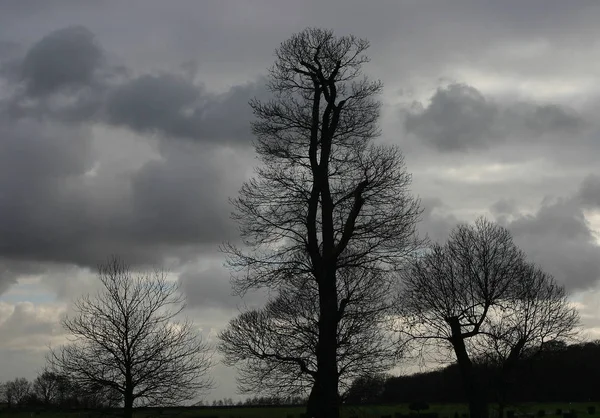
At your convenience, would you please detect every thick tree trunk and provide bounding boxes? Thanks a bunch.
[449,318,488,418]
[123,394,134,418]
[123,382,134,418]
[313,271,340,418]
[307,380,320,417]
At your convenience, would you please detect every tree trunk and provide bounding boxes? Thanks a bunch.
[497,393,506,418]
[123,384,134,418]
[495,339,525,418]
[449,318,488,418]
[307,380,320,418]
[123,394,133,418]
[314,271,340,418]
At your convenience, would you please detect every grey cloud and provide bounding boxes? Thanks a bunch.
[0,259,51,295]
[505,196,600,291]
[106,73,265,145]
[405,84,497,152]
[0,301,66,381]
[2,1,599,95]
[0,0,600,401]
[417,197,459,243]
[1,26,126,125]
[418,191,600,291]
[0,302,58,341]
[490,198,518,216]
[179,262,267,311]
[0,26,269,295]
[20,26,104,96]
[128,143,242,245]
[578,174,600,209]
[404,83,584,152]
[520,104,583,133]
[415,184,600,292]
[0,116,247,291]
[106,73,203,135]
[4,86,108,126]
[0,119,95,267]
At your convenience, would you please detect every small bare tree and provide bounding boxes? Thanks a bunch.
[48,257,213,418]
[397,218,529,418]
[2,378,31,407]
[219,268,396,406]
[32,369,71,406]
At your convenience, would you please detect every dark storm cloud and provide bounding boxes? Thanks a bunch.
[106,74,265,144]
[106,73,203,135]
[128,143,244,245]
[0,118,246,293]
[0,119,91,260]
[0,25,268,296]
[503,195,600,291]
[20,26,104,96]
[1,25,265,146]
[404,84,497,152]
[1,25,126,125]
[404,84,584,152]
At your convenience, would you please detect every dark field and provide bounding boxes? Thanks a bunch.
[1,403,598,418]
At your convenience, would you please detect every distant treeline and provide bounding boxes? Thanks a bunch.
[197,395,307,407]
[346,341,600,405]
[4,341,597,409]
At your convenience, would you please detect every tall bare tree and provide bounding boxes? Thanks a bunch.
[397,218,532,418]
[48,257,213,418]
[222,27,422,418]
[218,268,397,404]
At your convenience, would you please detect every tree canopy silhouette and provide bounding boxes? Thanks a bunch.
[396,218,579,418]
[48,257,213,418]
[221,27,422,418]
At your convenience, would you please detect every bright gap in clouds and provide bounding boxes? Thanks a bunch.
[450,68,600,103]
[0,279,56,304]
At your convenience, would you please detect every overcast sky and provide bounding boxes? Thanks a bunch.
[1,0,600,402]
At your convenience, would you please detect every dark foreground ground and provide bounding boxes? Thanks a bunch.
[1,403,598,418]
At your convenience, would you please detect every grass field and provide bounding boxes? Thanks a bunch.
[1,403,598,418]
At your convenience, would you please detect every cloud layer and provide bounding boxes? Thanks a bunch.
[0,1,599,400]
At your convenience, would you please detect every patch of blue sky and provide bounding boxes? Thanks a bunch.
[0,282,56,304]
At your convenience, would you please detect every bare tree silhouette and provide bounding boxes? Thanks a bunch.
[48,257,213,418]
[222,27,423,418]
[397,218,579,418]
